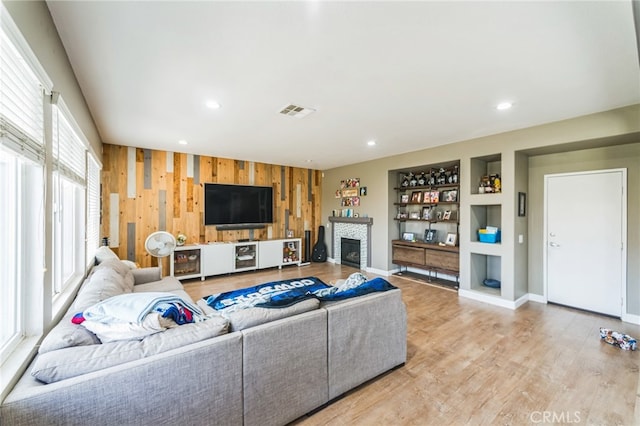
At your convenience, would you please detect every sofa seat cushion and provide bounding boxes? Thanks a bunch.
[31,315,229,384]
[198,298,320,332]
[133,276,184,293]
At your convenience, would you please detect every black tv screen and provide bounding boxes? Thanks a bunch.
[204,183,273,226]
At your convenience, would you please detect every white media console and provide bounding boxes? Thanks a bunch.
[170,238,302,280]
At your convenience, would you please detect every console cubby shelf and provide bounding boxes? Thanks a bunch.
[170,245,202,280]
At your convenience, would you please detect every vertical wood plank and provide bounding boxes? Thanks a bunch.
[173,152,181,218]
[159,190,166,231]
[127,222,136,261]
[127,146,136,198]
[194,155,200,185]
[143,149,152,189]
[109,193,120,247]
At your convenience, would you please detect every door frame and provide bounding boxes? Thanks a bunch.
[542,168,627,316]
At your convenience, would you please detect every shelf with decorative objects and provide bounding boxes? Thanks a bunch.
[391,161,460,286]
[170,245,202,280]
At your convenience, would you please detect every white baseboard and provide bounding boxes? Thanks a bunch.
[527,293,547,304]
[458,289,519,310]
[622,312,640,325]
[366,267,391,276]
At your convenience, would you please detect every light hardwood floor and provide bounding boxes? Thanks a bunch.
[182,263,640,426]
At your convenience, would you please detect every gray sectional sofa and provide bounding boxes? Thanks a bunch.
[0,256,407,426]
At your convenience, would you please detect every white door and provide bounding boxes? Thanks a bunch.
[545,170,626,317]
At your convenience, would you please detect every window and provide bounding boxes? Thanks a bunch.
[86,154,101,265]
[52,106,87,296]
[0,11,47,364]
[1,2,98,391]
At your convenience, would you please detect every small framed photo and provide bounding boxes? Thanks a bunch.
[424,229,437,243]
[445,232,458,246]
[341,188,358,198]
[402,232,416,242]
[442,190,457,202]
[410,191,422,203]
[518,192,526,217]
[286,229,294,238]
[442,210,452,221]
[409,211,420,219]
[359,186,367,196]
[400,194,409,203]
[422,206,432,220]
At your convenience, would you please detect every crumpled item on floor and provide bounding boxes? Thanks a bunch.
[599,327,637,351]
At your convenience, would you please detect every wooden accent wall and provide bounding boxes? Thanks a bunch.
[101,144,322,269]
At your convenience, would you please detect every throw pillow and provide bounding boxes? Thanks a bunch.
[38,313,100,354]
[94,246,119,264]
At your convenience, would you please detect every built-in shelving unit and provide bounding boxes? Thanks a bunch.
[391,161,460,285]
[465,153,508,301]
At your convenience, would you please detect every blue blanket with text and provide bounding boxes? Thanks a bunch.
[204,276,396,312]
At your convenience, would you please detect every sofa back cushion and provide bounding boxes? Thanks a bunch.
[32,316,229,383]
[39,260,135,354]
[221,298,320,332]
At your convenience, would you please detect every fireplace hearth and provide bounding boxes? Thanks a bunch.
[341,238,361,268]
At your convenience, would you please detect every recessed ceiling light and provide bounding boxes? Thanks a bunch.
[496,102,513,110]
[178,139,188,145]
[205,100,221,109]
[367,140,376,146]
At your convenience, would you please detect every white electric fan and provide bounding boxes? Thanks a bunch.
[144,231,177,276]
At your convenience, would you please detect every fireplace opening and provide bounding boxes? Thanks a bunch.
[341,238,361,269]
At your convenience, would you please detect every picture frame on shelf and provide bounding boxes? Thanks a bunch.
[422,206,432,220]
[410,191,422,203]
[397,212,408,219]
[442,210,452,221]
[409,211,420,219]
[400,194,409,203]
[442,190,457,202]
[425,190,439,203]
[402,232,416,242]
[424,229,437,243]
[445,232,458,246]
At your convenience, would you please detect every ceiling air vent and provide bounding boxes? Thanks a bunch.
[279,104,315,118]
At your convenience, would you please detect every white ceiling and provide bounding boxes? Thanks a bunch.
[46,1,640,170]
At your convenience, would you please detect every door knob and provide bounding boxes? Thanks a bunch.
[549,242,560,247]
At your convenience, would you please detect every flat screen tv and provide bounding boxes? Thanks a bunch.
[204,183,273,226]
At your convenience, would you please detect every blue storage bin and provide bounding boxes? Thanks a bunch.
[478,230,501,243]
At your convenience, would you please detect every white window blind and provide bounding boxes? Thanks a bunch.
[53,105,86,184]
[0,30,44,164]
[86,154,101,264]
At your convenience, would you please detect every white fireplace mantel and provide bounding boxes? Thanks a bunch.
[328,217,373,270]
